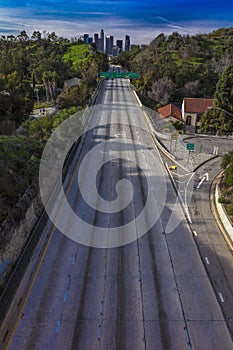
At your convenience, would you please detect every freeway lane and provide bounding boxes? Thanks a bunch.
[189,158,233,336]
[3,78,233,349]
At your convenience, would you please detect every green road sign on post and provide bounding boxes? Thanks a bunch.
[187,143,194,151]
[100,71,138,79]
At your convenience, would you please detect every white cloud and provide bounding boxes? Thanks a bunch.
[0,8,233,44]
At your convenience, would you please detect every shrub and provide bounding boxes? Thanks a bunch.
[226,204,233,216]
[218,197,229,204]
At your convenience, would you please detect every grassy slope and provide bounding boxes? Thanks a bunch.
[132,28,233,74]
[62,44,94,70]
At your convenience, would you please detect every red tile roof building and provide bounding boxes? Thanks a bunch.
[158,104,182,121]
[183,98,214,114]
[182,97,214,133]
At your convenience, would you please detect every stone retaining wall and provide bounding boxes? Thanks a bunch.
[0,184,43,283]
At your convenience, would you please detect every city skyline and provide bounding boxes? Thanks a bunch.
[1,1,233,44]
[82,30,130,56]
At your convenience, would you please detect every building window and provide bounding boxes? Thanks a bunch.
[186,115,192,126]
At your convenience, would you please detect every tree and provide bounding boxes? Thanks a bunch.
[47,32,58,42]
[17,31,29,42]
[31,31,42,41]
[0,31,107,128]
[200,108,219,134]
[42,71,57,102]
[214,63,233,115]
[221,150,233,169]
[196,62,233,134]
[211,63,233,133]
[148,78,173,105]
[182,80,201,97]
[5,71,33,124]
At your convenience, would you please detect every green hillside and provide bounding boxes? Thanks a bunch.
[63,44,95,70]
[118,27,233,108]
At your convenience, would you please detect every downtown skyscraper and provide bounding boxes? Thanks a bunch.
[105,35,114,56]
[125,35,131,52]
[93,29,105,52]
[82,29,130,56]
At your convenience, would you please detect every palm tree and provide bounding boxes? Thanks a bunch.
[31,31,42,41]
[42,71,51,102]
[42,71,57,102]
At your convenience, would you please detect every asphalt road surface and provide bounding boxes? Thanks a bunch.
[183,136,233,156]
[2,79,233,349]
[189,157,233,336]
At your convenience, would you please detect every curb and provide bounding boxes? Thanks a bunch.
[192,155,219,172]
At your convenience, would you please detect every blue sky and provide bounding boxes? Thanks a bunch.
[1,0,233,44]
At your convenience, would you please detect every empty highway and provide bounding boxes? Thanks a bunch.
[2,77,233,349]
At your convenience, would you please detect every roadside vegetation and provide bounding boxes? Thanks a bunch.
[0,31,108,225]
[1,27,233,225]
[117,27,233,133]
[200,63,233,135]
[0,136,43,223]
[219,151,233,217]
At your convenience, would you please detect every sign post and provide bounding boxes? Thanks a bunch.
[186,143,194,163]
[170,132,179,152]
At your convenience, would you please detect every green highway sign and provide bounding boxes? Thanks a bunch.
[187,143,194,151]
[100,71,138,79]
[125,72,138,79]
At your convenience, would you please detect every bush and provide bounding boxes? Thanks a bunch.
[226,204,233,216]
[218,197,229,204]
[221,150,233,169]
[226,165,233,187]
[223,189,233,196]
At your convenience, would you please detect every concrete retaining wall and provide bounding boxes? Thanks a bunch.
[215,184,233,243]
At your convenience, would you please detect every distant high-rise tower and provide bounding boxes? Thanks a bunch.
[124,35,130,52]
[105,35,113,56]
[95,33,103,51]
[94,33,99,45]
[100,29,104,52]
[112,46,120,57]
[116,39,123,53]
[83,34,89,44]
